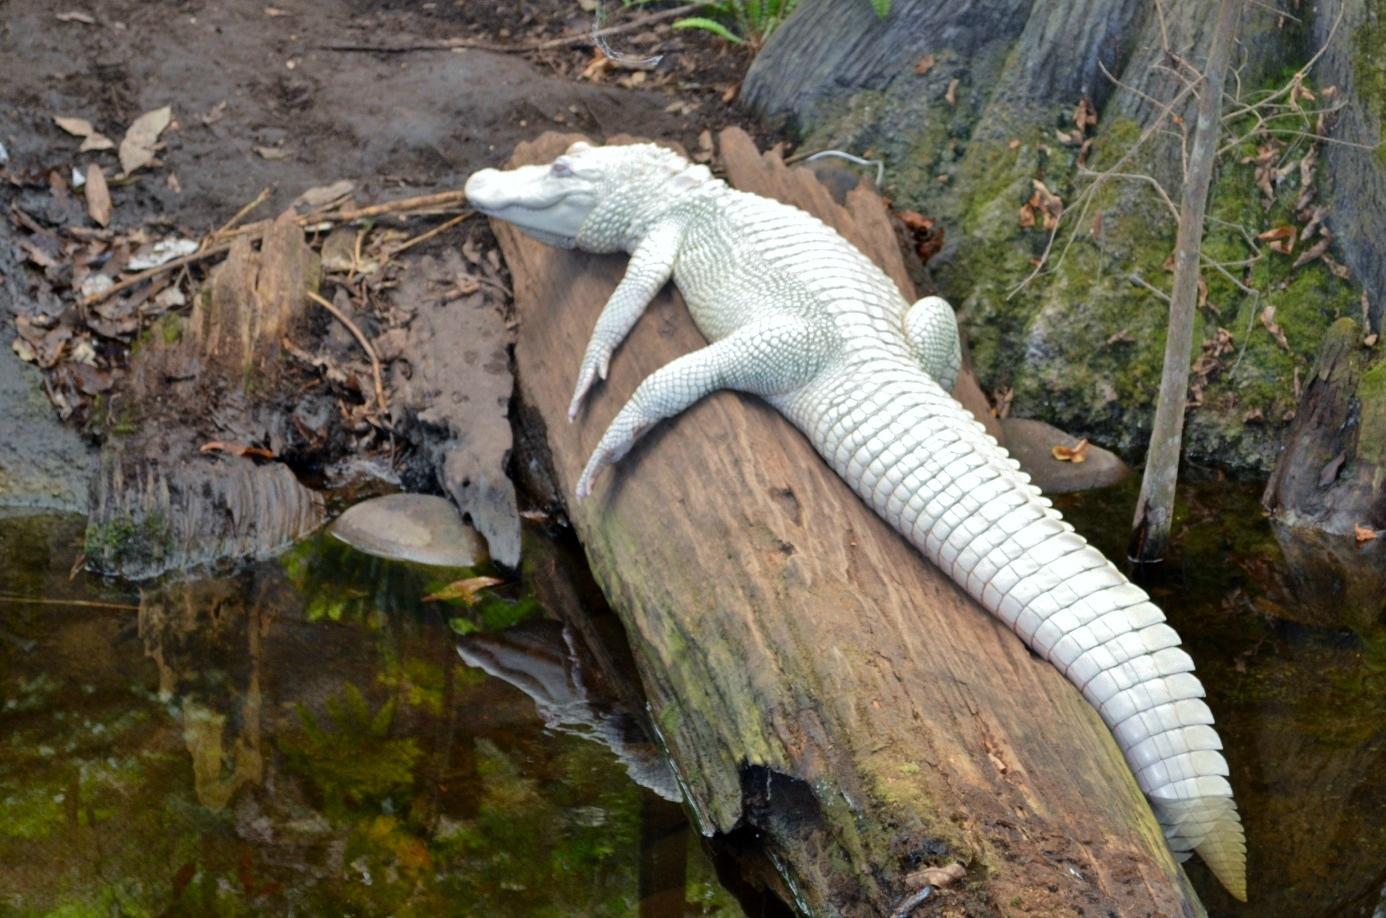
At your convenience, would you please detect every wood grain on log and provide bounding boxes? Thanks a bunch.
[498,129,1201,915]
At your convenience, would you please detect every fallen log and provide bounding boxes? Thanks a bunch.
[497,129,1202,914]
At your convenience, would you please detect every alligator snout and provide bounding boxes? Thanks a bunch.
[464,168,505,213]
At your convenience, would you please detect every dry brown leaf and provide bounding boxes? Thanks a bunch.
[1365,333,1379,348]
[423,575,505,605]
[915,53,937,75]
[905,861,966,890]
[944,78,959,107]
[1018,203,1036,229]
[1073,96,1097,131]
[1028,179,1063,230]
[199,441,275,459]
[1292,235,1331,269]
[295,179,355,210]
[580,52,612,82]
[200,101,228,126]
[721,82,739,104]
[897,210,934,232]
[84,164,111,227]
[991,386,1014,419]
[1260,305,1291,351]
[119,105,172,175]
[1321,253,1351,279]
[11,338,37,363]
[1354,524,1378,544]
[1007,137,1021,150]
[1258,224,1296,255]
[1051,438,1089,463]
[53,115,115,152]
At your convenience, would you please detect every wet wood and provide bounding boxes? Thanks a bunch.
[1263,317,1386,631]
[499,129,1201,915]
[87,209,326,580]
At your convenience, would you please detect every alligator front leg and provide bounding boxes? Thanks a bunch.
[575,314,831,499]
[569,222,684,419]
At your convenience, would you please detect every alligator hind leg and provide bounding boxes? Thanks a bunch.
[575,314,832,499]
[904,295,961,393]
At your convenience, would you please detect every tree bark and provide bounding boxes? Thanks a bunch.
[1129,0,1241,563]
[496,129,1204,915]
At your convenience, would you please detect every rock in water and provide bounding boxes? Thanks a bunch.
[330,493,486,567]
[0,330,97,516]
[999,417,1131,494]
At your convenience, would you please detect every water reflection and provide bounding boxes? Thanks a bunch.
[1056,476,1386,917]
[0,515,740,916]
[6,473,1385,916]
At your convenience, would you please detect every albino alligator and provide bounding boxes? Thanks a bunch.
[465,141,1247,900]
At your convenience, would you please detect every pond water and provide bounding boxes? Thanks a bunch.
[0,515,757,916]
[2,477,1383,916]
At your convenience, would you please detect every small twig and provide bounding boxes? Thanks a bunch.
[1129,272,1172,302]
[305,288,388,416]
[0,593,139,612]
[1078,166,1178,220]
[1009,74,1201,297]
[330,189,469,223]
[81,189,471,308]
[388,211,473,259]
[319,3,703,55]
[1220,3,1344,122]
[889,885,933,918]
[79,241,235,308]
[206,186,270,247]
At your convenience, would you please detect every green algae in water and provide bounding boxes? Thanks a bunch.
[0,520,744,917]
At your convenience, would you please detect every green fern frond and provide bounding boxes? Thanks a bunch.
[672,16,746,44]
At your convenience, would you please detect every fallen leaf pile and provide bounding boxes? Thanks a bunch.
[1019,179,1063,231]
[1188,327,1235,408]
[1055,96,1097,165]
[896,208,946,266]
[4,110,488,438]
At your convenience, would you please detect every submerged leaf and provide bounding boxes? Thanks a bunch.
[423,576,504,605]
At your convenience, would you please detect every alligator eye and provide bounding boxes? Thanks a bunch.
[551,160,573,177]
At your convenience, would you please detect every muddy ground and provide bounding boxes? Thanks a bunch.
[1,0,754,227]
[0,0,783,565]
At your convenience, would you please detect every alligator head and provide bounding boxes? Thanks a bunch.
[465,140,713,253]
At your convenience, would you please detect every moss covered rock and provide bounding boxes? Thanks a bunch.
[745,0,1385,476]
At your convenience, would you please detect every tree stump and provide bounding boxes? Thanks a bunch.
[497,130,1202,915]
[1263,317,1386,632]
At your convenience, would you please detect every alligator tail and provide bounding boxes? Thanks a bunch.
[782,362,1247,900]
